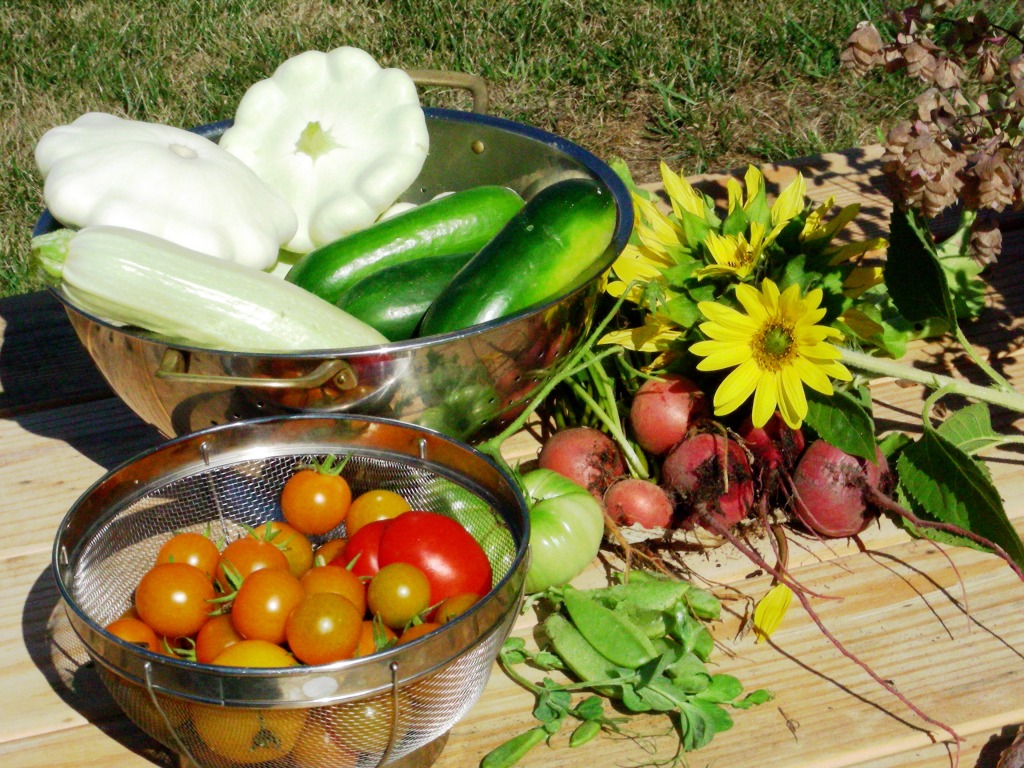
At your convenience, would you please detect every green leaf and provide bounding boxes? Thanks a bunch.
[883,208,955,327]
[662,294,702,329]
[896,430,1024,570]
[804,388,877,462]
[680,209,712,247]
[936,402,1003,456]
[696,674,744,703]
[733,689,774,709]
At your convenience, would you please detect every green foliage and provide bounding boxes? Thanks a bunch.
[488,570,771,766]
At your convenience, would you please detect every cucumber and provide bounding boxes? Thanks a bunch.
[285,185,525,304]
[47,225,389,352]
[335,252,474,341]
[417,177,617,337]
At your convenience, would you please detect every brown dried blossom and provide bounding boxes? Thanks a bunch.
[970,216,1003,265]
[843,0,1024,262]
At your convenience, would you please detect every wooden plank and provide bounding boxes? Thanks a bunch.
[0,291,112,417]
[0,398,163,559]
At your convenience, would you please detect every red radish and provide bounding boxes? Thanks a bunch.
[740,413,806,474]
[661,433,754,531]
[790,440,893,538]
[604,478,674,529]
[629,374,709,455]
[538,427,626,500]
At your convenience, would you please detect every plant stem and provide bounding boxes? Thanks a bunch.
[840,347,1024,414]
[566,376,648,479]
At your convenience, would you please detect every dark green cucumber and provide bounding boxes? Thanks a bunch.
[417,177,617,337]
[285,185,524,304]
[334,252,474,341]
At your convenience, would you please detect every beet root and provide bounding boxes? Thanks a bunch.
[538,427,626,500]
[740,413,806,475]
[661,433,754,531]
[604,478,674,529]
[791,440,893,538]
[629,374,709,456]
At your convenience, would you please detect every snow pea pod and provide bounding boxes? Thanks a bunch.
[481,726,547,768]
[542,613,626,697]
[562,586,658,669]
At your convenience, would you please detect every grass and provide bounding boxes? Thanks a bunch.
[0,0,929,297]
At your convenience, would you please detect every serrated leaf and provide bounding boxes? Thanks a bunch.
[883,208,955,327]
[804,388,877,462]
[896,431,1024,570]
[936,402,1003,456]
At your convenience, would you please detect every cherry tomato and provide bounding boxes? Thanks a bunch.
[377,512,493,604]
[290,718,359,768]
[105,616,161,653]
[191,700,306,764]
[367,562,432,630]
[285,592,362,665]
[300,564,367,615]
[134,562,215,638]
[326,695,408,753]
[194,613,244,664]
[155,531,220,578]
[345,488,411,537]
[253,520,314,578]
[398,621,442,645]
[315,537,348,566]
[211,638,298,668]
[280,458,352,535]
[334,518,393,578]
[433,592,481,624]
[230,568,305,645]
[216,535,290,592]
[353,619,398,658]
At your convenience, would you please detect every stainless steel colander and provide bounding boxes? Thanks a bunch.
[52,414,530,768]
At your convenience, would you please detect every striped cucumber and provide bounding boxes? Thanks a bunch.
[285,185,524,304]
[418,177,617,336]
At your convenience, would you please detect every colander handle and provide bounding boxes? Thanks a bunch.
[407,69,489,114]
[155,349,357,390]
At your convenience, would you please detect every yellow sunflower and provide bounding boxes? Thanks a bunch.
[690,278,852,429]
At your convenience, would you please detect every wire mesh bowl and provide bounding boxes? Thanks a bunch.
[52,414,530,768]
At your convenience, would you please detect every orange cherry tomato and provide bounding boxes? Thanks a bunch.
[367,562,431,630]
[105,616,161,653]
[314,537,348,566]
[155,531,220,578]
[194,613,244,664]
[216,535,290,592]
[210,638,298,668]
[285,592,363,665]
[134,562,215,638]
[299,564,367,616]
[253,520,314,578]
[353,619,398,658]
[230,568,305,645]
[433,592,481,624]
[280,458,352,535]
[345,488,411,537]
[398,621,442,645]
[191,700,305,764]
[290,718,359,768]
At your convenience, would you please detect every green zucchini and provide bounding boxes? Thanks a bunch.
[285,185,525,304]
[418,177,617,337]
[334,252,474,341]
[41,225,389,352]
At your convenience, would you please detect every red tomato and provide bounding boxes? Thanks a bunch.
[155,531,220,578]
[334,519,393,579]
[230,568,305,645]
[377,512,492,604]
[134,562,215,638]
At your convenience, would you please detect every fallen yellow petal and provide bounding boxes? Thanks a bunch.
[753,583,793,643]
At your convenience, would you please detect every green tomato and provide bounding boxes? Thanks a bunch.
[520,469,605,593]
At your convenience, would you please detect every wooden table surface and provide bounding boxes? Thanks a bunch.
[2,148,1024,768]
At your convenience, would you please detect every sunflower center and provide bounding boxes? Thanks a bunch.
[753,321,795,371]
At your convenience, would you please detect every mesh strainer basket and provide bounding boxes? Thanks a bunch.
[52,414,530,768]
